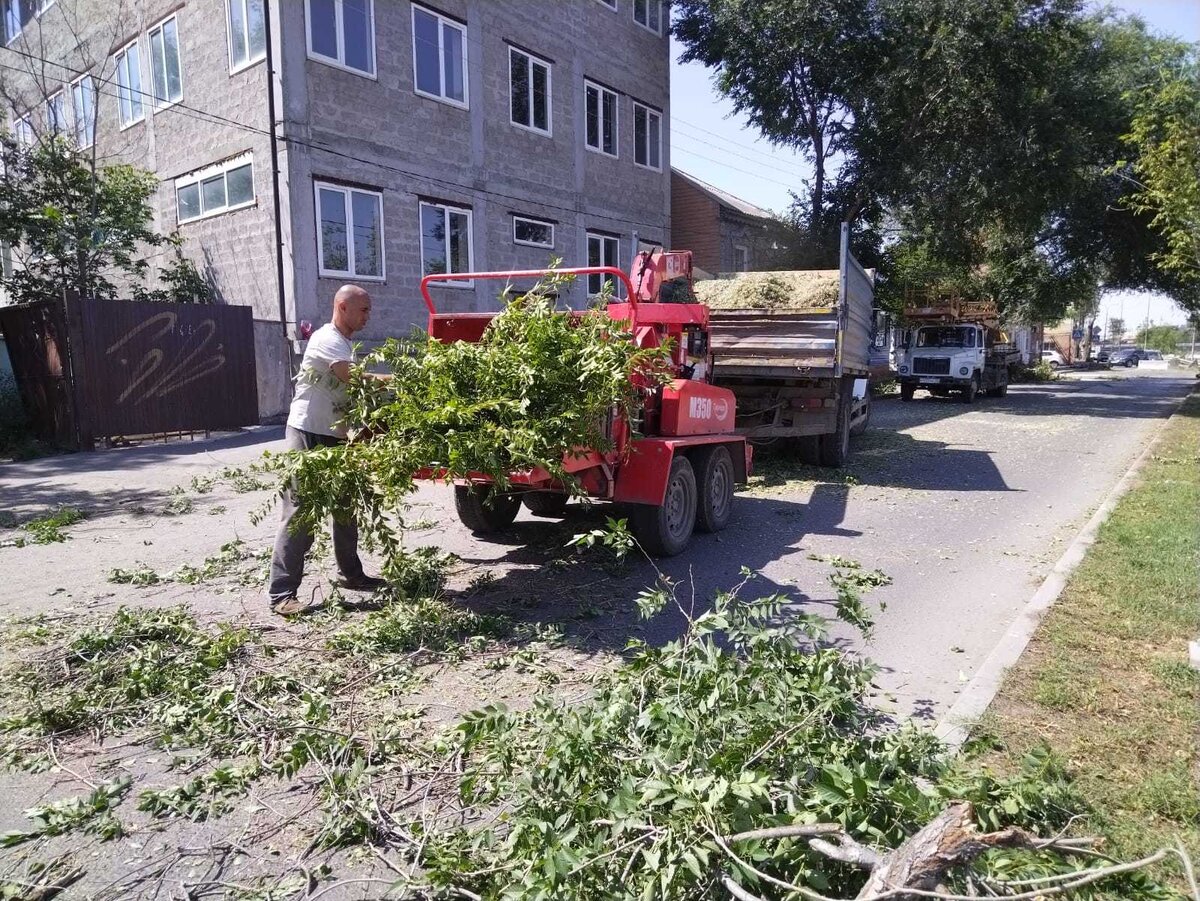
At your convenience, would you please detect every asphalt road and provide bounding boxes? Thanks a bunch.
[1,369,1194,729]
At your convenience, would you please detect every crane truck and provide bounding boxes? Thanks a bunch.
[895,291,1021,403]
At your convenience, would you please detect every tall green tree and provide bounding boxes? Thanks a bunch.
[674,0,1196,321]
[1121,58,1200,292]
[0,134,209,305]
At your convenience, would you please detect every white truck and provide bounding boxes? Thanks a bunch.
[896,295,1021,403]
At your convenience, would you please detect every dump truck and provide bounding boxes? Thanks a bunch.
[697,224,874,467]
[419,253,750,557]
[895,291,1021,402]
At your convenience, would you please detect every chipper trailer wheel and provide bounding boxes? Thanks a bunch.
[522,492,569,517]
[694,445,735,534]
[631,455,698,557]
[454,486,521,534]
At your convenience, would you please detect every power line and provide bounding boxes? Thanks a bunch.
[670,144,799,192]
[672,117,806,169]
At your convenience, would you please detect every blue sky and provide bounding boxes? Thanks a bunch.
[668,1,1199,326]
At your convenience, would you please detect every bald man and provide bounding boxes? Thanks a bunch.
[267,285,385,614]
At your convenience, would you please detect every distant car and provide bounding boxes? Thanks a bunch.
[1090,347,1111,364]
[1144,349,1164,361]
[1109,347,1142,367]
[1041,349,1065,369]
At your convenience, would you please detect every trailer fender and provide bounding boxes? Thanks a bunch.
[614,437,749,506]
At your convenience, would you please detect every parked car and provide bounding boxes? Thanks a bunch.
[1041,349,1065,369]
[1090,347,1111,364]
[1109,347,1142,367]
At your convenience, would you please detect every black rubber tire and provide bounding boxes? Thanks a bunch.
[521,492,569,517]
[694,445,735,534]
[454,486,521,534]
[960,377,978,404]
[900,384,915,402]
[630,455,697,557]
[994,382,1008,397]
[818,376,854,467]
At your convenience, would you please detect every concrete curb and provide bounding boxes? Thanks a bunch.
[934,391,1193,751]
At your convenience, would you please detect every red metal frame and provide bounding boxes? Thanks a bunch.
[421,267,637,315]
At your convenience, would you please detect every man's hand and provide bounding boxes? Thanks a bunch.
[332,361,391,384]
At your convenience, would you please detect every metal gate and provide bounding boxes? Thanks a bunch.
[0,296,258,449]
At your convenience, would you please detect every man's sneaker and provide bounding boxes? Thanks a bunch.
[339,573,388,591]
[270,595,308,616]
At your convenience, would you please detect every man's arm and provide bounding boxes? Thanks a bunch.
[330,361,390,383]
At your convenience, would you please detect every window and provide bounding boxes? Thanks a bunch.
[587,232,621,296]
[177,154,256,223]
[633,0,664,35]
[593,0,616,7]
[584,81,617,157]
[513,216,553,249]
[4,0,32,44]
[412,5,466,106]
[46,91,64,136]
[148,15,183,107]
[420,202,472,281]
[70,75,94,148]
[633,102,661,170]
[315,182,384,279]
[733,245,749,272]
[307,0,374,76]
[13,113,32,146]
[509,47,550,135]
[228,0,266,71]
[115,39,144,127]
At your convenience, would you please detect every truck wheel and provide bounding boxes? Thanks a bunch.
[694,445,734,533]
[455,486,521,534]
[818,376,853,467]
[992,382,1008,398]
[900,384,915,402]
[960,377,978,404]
[630,455,697,557]
[522,492,569,517]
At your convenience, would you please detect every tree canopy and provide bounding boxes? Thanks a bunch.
[673,0,1200,320]
[0,134,209,306]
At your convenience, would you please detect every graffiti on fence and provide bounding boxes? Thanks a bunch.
[105,312,226,406]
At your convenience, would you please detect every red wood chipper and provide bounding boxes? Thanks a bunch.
[419,251,751,556]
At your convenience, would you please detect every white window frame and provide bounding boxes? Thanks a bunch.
[513,215,554,249]
[46,90,65,136]
[114,37,145,129]
[586,232,622,298]
[419,201,473,286]
[148,13,184,109]
[314,181,386,281]
[411,4,468,109]
[69,74,94,149]
[305,0,377,78]
[4,0,29,45]
[584,80,618,158]
[593,0,617,8]
[633,0,665,36]
[176,153,257,224]
[13,112,33,146]
[227,0,267,74]
[508,46,551,137]
[632,101,661,171]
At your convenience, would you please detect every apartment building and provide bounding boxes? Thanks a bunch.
[1,0,671,417]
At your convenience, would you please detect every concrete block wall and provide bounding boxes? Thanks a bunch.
[281,0,672,340]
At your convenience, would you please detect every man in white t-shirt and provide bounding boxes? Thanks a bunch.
[267,284,386,614]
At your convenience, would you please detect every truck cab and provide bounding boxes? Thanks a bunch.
[896,294,1018,403]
